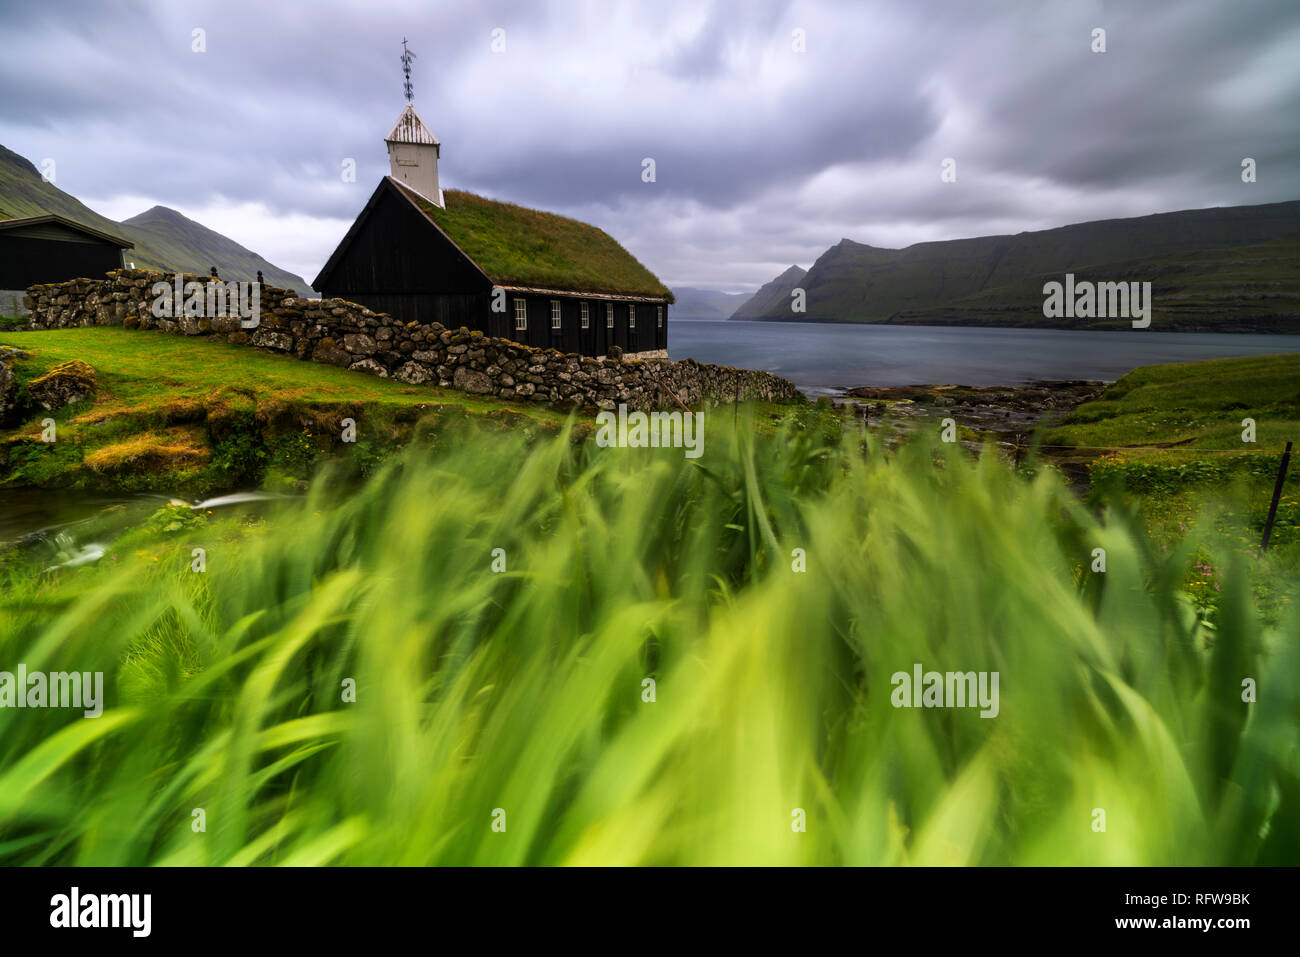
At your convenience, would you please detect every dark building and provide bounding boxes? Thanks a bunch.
[314,105,670,359]
[0,215,133,315]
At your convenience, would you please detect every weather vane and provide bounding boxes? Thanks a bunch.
[401,38,416,103]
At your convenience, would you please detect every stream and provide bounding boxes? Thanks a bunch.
[0,487,286,571]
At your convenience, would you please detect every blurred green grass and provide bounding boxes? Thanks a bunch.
[0,411,1296,865]
[1048,353,1300,451]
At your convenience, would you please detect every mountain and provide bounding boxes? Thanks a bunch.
[119,206,312,293]
[0,144,313,293]
[0,145,128,236]
[729,265,807,320]
[890,231,1300,332]
[737,201,1300,329]
[669,286,750,320]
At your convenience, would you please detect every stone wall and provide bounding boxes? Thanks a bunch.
[0,290,30,318]
[16,270,803,410]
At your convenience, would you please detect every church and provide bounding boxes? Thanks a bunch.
[314,86,671,359]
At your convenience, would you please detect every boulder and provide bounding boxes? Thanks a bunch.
[311,339,352,367]
[453,365,495,395]
[27,359,97,411]
[348,358,388,377]
[395,361,436,385]
[343,333,377,356]
[251,328,294,352]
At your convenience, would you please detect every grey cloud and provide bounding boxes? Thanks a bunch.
[0,0,1296,291]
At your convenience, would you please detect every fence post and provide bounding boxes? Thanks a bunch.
[1260,440,1293,551]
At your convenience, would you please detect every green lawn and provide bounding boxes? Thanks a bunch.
[1043,353,1300,558]
[0,327,566,418]
[0,327,568,491]
[1047,353,1300,454]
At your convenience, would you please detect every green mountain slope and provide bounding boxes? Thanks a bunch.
[0,144,312,293]
[729,264,807,320]
[120,206,311,293]
[890,232,1300,331]
[743,200,1300,327]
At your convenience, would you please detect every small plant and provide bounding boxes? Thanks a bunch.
[268,427,320,478]
[207,429,267,485]
[141,501,209,535]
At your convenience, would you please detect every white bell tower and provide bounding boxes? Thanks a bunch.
[385,40,443,207]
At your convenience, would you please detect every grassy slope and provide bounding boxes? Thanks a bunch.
[1048,353,1300,452]
[1045,353,1300,551]
[0,145,310,290]
[0,328,566,491]
[414,188,672,298]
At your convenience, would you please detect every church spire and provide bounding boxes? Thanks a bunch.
[385,40,443,207]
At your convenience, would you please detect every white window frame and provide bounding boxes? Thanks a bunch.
[580,301,590,329]
[606,302,614,329]
[551,299,562,330]
[628,303,636,330]
[514,298,527,330]
[657,305,663,328]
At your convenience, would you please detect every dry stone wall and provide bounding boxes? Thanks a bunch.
[17,270,804,410]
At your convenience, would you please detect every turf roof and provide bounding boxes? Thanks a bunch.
[398,181,671,300]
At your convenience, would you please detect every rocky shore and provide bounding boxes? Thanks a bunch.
[838,380,1108,453]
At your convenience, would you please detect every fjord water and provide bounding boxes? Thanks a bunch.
[669,320,1300,395]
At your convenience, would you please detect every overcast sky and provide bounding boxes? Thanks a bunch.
[2,0,1297,291]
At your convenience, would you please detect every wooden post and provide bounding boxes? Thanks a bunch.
[861,403,870,461]
[1012,433,1025,471]
[1260,441,1293,551]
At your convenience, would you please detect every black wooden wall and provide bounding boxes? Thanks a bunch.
[340,292,491,328]
[333,290,666,357]
[503,295,667,356]
[317,184,491,298]
[0,235,124,289]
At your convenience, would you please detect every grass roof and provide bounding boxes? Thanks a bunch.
[406,186,671,300]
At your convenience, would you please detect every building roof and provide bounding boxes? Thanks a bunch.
[390,178,671,299]
[0,214,133,248]
[385,104,439,146]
